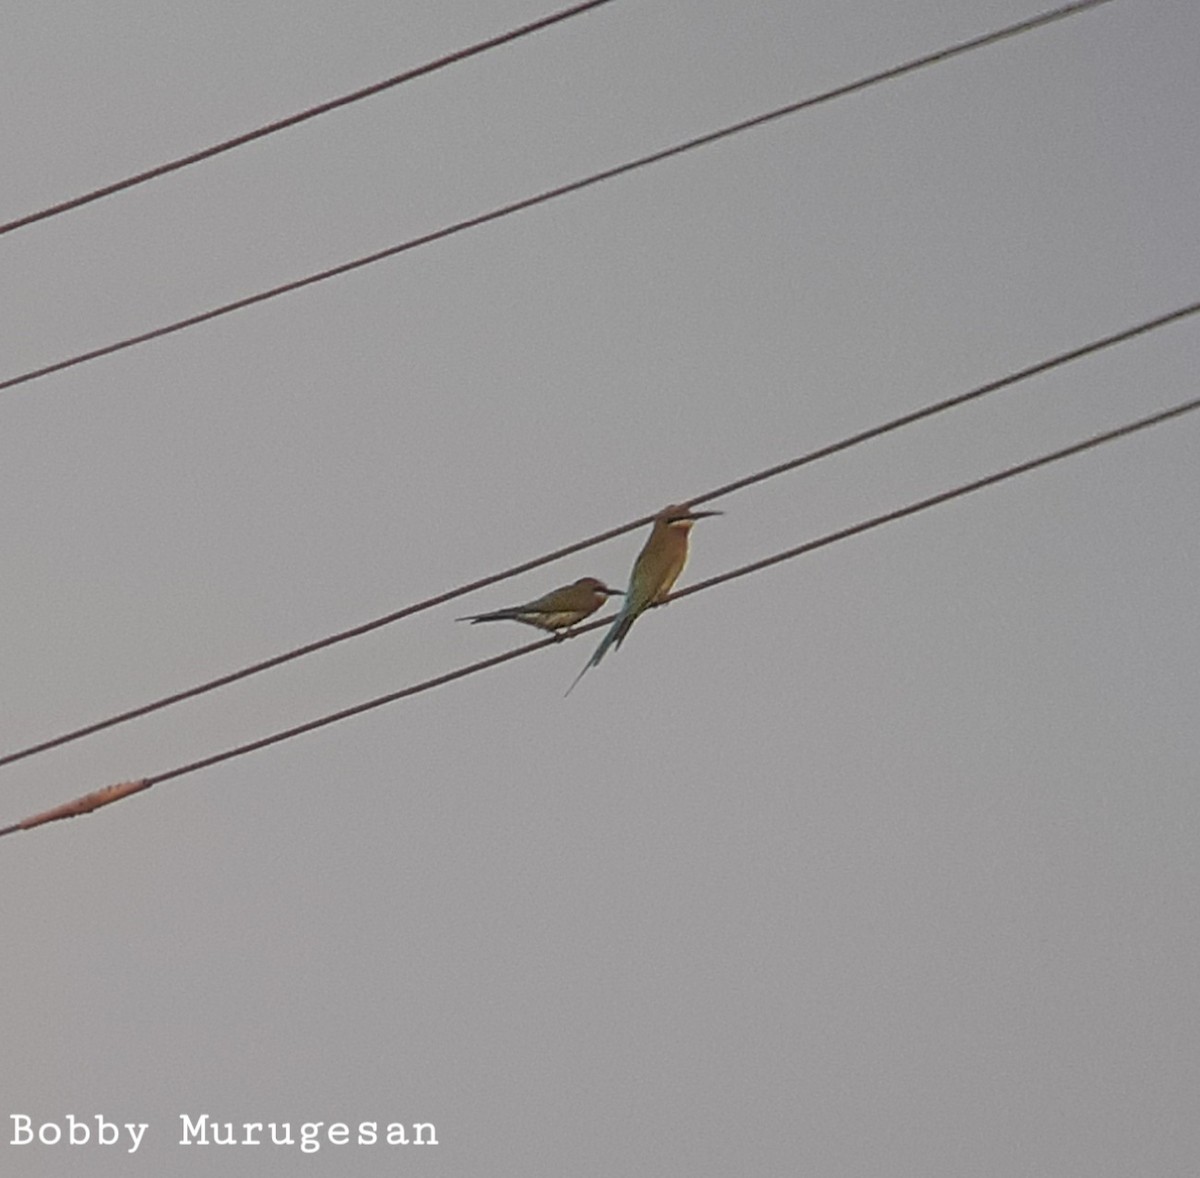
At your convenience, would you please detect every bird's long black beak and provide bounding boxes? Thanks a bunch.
[685,508,722,519]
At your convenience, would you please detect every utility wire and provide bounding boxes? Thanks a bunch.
[0,0,1114,398]
[687,299,1200,510]
[3,391,1194,839]
[674,398,1200,604]
[0,0,617,238]
[2,295,1196,773]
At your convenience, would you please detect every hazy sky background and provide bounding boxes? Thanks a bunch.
[2,1,1197,1174]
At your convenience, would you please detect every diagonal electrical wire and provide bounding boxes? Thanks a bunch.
[2,295,1196,773]
[3,391,1195,840]
[0,0,1114,398]
[687,299,1200,510]
[0,0,617,238]
[672,398,1200,605]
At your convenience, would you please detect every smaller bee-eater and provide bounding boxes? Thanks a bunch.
[457,576,621,638]
[567,503,721,693]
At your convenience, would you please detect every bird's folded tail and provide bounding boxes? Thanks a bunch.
[565,608,635,695]
[607,609,637,653]
[456,609,517,624]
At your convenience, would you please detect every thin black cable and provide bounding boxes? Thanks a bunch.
[687,299,1200,510]
[2,295,1196,772]
[3,391,1193,839]
[0,0,1114,398]
[0,1,617,238]
[674,397,1200,604]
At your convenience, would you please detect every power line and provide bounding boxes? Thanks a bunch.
[0,0,1115,398]
[675,398,1200,605]
[3,390,1194,840]
[0,0,617,238]
[687,300,1200,509]
[2,295,1196,773]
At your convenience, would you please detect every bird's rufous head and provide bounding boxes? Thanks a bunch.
[573,576,622,597]
[656,503,722,530]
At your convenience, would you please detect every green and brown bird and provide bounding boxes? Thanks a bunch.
[567,503,720,692]
[458,576,621,638]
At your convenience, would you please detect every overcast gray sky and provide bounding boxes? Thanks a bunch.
[2,1,1198,1174]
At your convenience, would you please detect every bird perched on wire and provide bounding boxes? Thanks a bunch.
[567,503,721,693]
[457,576,621,638]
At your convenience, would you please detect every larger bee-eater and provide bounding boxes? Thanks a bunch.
[458,576,620,637]
[567,503,720,693]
